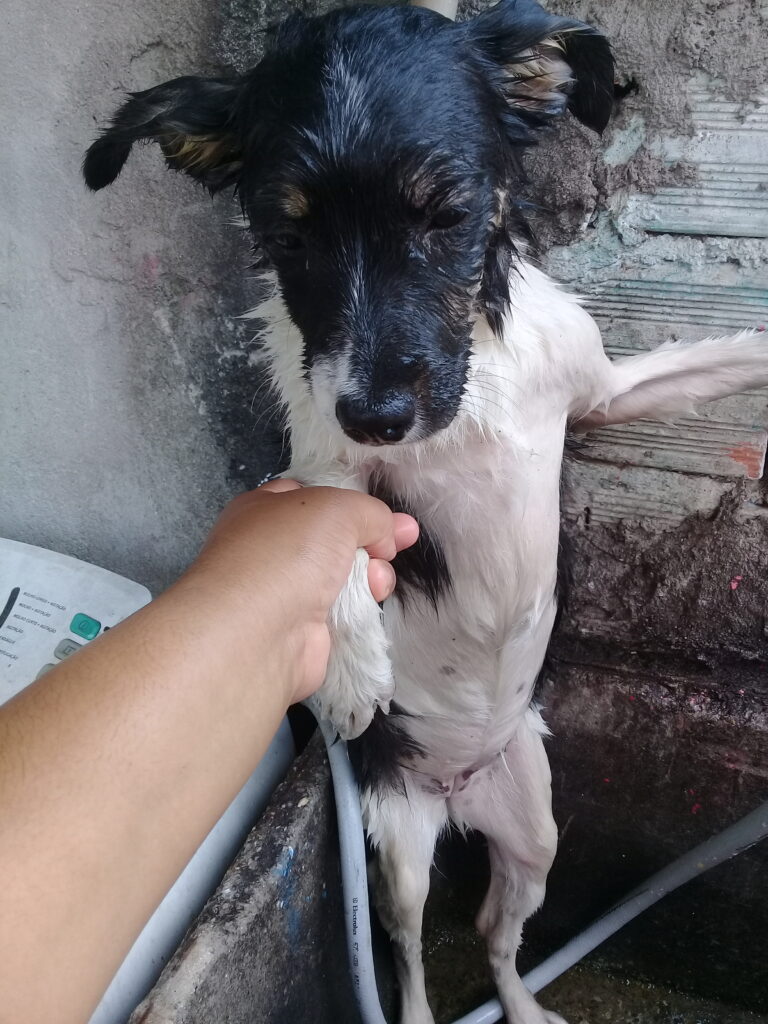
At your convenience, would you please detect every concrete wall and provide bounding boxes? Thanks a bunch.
[2,0,273,595]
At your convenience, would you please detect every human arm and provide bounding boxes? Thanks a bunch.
[0,481,417,1024]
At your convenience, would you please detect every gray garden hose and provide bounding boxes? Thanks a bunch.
[315,713,388,1024]
[309,703,768,1024]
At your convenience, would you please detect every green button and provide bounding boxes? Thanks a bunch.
[70,613,101,641]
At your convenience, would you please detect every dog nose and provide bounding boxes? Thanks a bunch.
[335,393,416,444]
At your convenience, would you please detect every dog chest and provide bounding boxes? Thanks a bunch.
[377,433,563,765]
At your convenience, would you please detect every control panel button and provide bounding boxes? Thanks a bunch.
[54,638,82,660]
[70,613,101,641]
[36,663,57,679]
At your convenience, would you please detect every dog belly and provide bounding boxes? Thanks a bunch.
[375,420,565,775]
[386,594,557,778]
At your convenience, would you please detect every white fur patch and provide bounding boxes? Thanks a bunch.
[574,329,768,429]
[319,548,394,739]
[252,262,768,758]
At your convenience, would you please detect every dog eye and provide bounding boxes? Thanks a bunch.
[427,208,468,231]
[267,232,305,252]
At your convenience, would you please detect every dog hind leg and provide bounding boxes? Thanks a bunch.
[364,780,448,1024]
[449,711,564,1024]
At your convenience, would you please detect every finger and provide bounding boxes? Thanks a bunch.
[393,513,419,552]
[233,485,399,553]
[210,479,303,526]
[364,512,419,561]
[364,535,397,561]
[311,488,403,554]
[367,559,397,603]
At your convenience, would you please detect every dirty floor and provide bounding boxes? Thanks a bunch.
[424,948,767,1024]
[421,831,767,1024]
[542,967,767,1024]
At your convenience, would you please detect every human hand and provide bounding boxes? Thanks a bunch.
[181,480,419,704]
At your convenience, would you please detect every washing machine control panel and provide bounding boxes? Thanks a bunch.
[0,538,151,704]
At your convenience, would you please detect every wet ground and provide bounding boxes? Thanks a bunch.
[424,933,768,1024]
[541,967,766,1024]
[420,832,767,1024]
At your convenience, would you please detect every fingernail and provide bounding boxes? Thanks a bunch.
[381,563,396,598]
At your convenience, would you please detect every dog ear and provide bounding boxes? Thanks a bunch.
[83,76,244,192]
[466,0,614,134]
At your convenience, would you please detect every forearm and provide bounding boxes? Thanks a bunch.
[0,573,290,1024]
[0,482,416,1024]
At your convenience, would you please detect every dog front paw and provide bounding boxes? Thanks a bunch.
[314,687,392,741]
[317,549,394,740]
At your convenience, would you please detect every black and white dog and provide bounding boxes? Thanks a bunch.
[84,3,768,1021]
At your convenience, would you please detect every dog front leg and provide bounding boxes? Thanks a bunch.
[287,463,394,739]
[573,328,768,430]
[320,545,395,737]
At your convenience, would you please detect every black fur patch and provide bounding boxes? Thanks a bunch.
[369,473,451,611]
[347,703,425,795]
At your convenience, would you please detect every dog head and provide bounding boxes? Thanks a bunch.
[84,0,613,447]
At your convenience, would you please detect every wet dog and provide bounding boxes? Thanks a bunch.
[84,3,768,1020]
